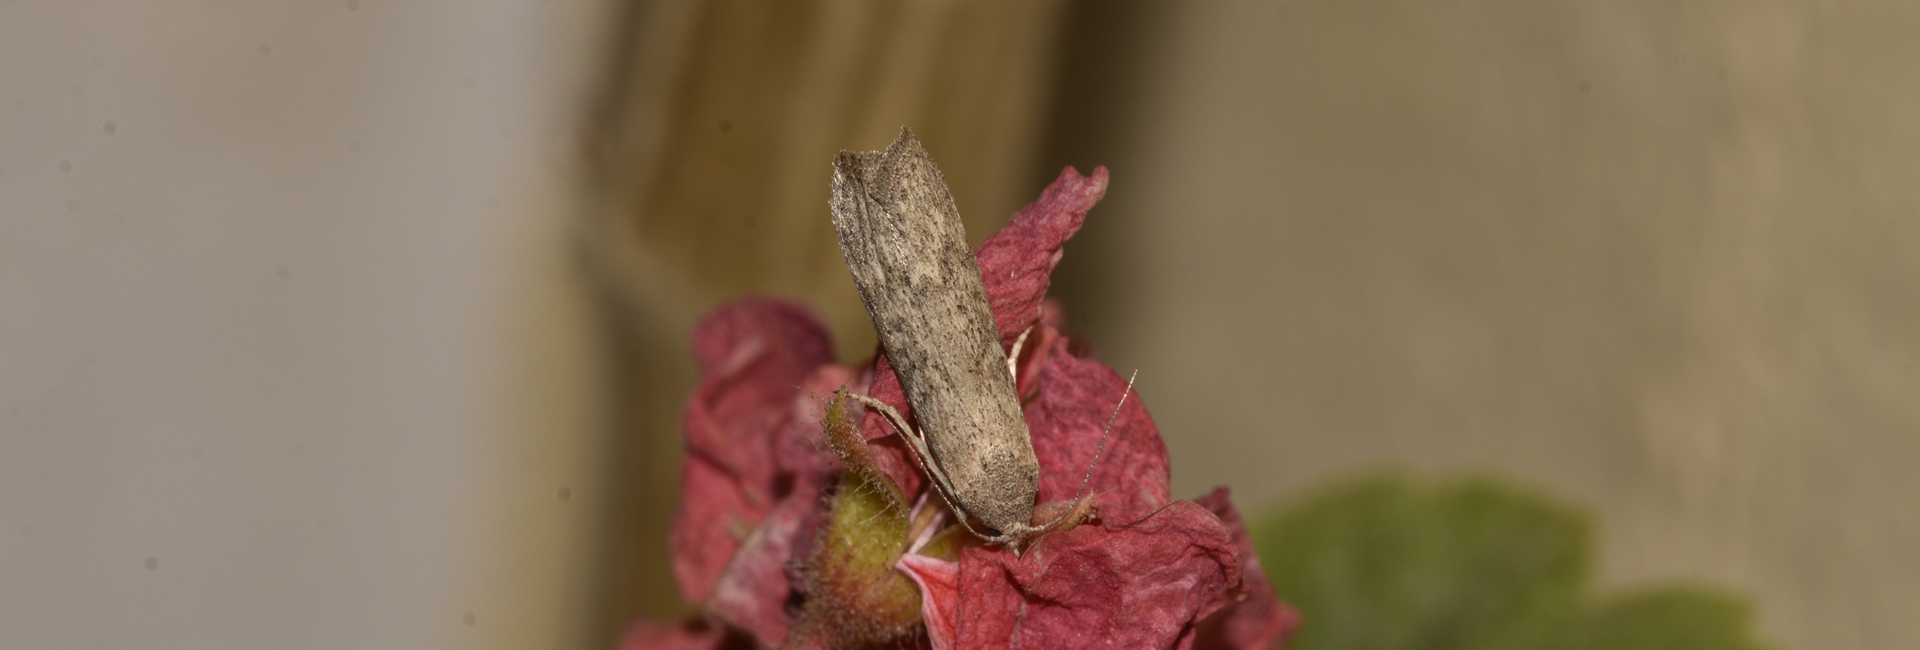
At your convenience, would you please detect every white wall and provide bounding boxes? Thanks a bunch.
[1,3,610,648]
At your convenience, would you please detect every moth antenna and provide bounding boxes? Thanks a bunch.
[1035,369,1137,532]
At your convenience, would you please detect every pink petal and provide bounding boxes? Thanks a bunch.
[976,166,1110,341]
[1027,337,1172,523]
[669,453,758,604]
[685,298,834,493]
[954,500,1243,650]
[673,298,835,603]
[704,480,825,647]
[898,554,962,650]
[1189,489,1303,650]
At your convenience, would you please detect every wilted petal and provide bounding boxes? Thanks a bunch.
[685,298,835,490]
[674,298,836,603]
[954,500,1242,650]
[705,480,825,646]
[670,455,757,604]
[976,166,1109,341]
[1188,489,1303,650]
[1027,338,1172,523]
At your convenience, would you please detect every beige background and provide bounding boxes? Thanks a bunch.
[1038,4,1920,650]
[1,3,613,649]
[4,2,1917,650]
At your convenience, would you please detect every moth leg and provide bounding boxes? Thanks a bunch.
[1006,325,1034,383]
[844,392,996,542]
[843,394,928,470]
[843,394,959,506]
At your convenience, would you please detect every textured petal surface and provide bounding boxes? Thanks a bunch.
[1190,489,1303,650]
[685,298,834,492]
[1027,338,1172,523]
[975,166,1109,341]
[672,298,835,603]
[703,481,823,646]
[953,500,1244,650]
[668,455,757,605]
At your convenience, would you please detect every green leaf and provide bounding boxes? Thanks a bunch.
[1549,587,1774,650]
[1250,474,1771,650]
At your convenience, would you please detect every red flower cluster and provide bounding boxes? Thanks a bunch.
[625,168,1300,650]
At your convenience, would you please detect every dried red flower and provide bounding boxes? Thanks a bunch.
[625,167,1300,650]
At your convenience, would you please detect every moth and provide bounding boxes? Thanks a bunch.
[829,127,1129,552]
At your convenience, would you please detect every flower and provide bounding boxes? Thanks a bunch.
[626,167,1300,650]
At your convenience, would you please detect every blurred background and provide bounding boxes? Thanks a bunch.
[4,2,1916,649]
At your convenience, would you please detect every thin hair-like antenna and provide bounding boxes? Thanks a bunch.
[1034,369,1137,531]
